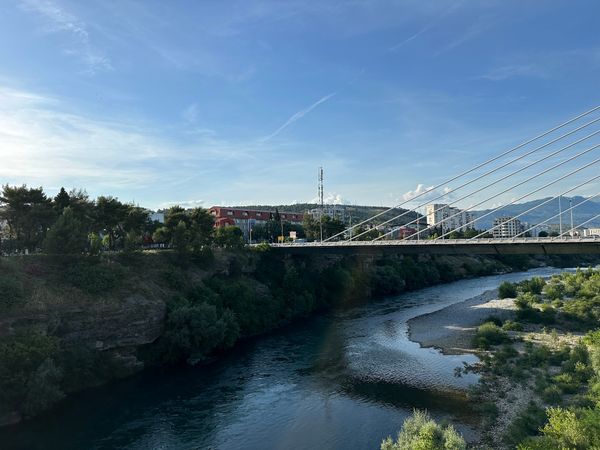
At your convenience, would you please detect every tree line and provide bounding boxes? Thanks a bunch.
[0,185,244,254]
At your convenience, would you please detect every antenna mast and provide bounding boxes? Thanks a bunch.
[318,166,324,242]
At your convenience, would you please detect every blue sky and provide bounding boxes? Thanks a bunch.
[1,0,600,210]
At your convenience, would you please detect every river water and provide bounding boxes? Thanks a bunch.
[2,267,564,450]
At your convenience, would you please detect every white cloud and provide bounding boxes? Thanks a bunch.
[0,85,253,193]
[402,184,434,201]
[309,192,348,205]
[158,199,205,209]
[19,0,112,74]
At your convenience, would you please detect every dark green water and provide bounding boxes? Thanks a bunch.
[1,268,562,450]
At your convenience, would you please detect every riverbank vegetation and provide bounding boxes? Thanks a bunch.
[0,247,538,425]
[466,268,600,449]
[381,410,466,450]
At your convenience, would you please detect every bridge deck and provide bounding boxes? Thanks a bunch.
[270,237,600,255]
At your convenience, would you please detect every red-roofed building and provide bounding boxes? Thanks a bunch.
[208,206,304,240]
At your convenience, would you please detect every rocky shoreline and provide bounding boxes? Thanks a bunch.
[407,288,516,355]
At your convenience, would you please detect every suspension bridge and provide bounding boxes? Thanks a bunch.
[274,106,600,255]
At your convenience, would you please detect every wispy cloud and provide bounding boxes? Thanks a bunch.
[389,24,433,52]
[437,15,493,55]
[388,3,461,52]
[182,103,199,123]
[261,92,336,142]
[18,0,112,73]
[479,64,548,81]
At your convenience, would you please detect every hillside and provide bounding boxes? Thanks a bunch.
[472,196,600,229]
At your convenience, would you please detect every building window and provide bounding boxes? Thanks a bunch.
[227,210,233,216]
[256,212,261,217]
[242,211,248,216]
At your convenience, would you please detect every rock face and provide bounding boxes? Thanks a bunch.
[0,294,166,362]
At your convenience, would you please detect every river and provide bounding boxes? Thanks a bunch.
[1,267,565,450]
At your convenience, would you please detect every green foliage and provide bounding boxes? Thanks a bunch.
[381,409,466,450]
[473,322,509,349]
[514,292,538,309]
[303,214,345,241]
[0,333,61,415]
[519,407,600,449]
[214,226,244,248]
[43,207,88,254]
[23,358,64,416]
[505,403,547,447]
[543,282,564,301]
[159,296,239,363]
[0,273,25,308]
[517,277,546,295]
[62,259,123,294]
[502,320,524,331]
[0,184,55,251]
[498,281,517,299]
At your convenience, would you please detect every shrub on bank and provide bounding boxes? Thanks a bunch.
[499,281,517,299]
[381,409,466,450]
[473,322,509,349]
[0,274,25,308]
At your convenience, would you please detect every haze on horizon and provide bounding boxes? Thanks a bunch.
[1,0,599,211]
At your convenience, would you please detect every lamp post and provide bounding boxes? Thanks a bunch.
[570,198,574,237]
[558,195,563,236]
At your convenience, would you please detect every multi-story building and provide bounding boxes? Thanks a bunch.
[208,206,304,240]
[492,216,524,238]
[308,204,347,222]
[583,228,600,237]
[425,204,473,232]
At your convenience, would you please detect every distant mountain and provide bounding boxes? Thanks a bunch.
[472,196,600,229]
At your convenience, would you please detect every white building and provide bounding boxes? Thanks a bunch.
[149,211,165,223]
[492,216,524,238]
[308,204,347,222]
[583,228,600,237]
[425,204,473,232]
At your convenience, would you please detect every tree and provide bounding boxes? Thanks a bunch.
[381,410,466,450]
[215,226,244,248]
[53,187,70,213]
[188,208,214,250]
[0,184,55,251]
[172,220,190,252]
[123,206,149,235]
[303,214,345,241]
[94,196,127,250]
[43,207,88,254]
[152,227,170,245]
[538,231,549,237]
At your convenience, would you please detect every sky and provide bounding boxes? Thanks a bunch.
[1,0,600,211]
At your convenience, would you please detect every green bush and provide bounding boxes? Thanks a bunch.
[0,333,61,414]
[499,281,517,299]
[544,283,564,301]
[502,320,524,331]
[473,322,509,349]
[541,385,563,404]
[0,274,25,308]
[63,260,123,294]
[517,277,546,295]
[158,296,240,363]
[381,409,466,450]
